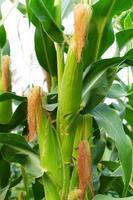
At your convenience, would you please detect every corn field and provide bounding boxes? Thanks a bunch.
[0,0,133,200]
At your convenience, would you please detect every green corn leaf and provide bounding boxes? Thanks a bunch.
[124,13,133,29]
[83,0,115,66]
[42,174,60,200]
[0,133,44,177]
[35,26,57,76]
[0,25,6,48]
[9,175,22,189]
[69,166,78,192]
[91,103,133,196]
[0,185,9,200]
[17,2,27,15]
[92,134,106,165]
[128,88,133,108]
[83,0,133,67]
[125,106,133,126]
[99,174,123,195]
[29,0,63,43]
[82,51,133,113]
[0,100,12,124]
[0,154,10,188]
[0,101,27,132]
[32,179,45,200]
[107,83,129,98]
[94,194,133,200]
[116,29,133,50]
[0,92,26,102]
[0,92,26,125]
[42,0,55,17]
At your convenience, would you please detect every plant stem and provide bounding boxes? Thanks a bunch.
[62,132,76,199]
[54,0,64,95]
[62,163,70,199]
[55,43,64,96]
[21,166,29,199]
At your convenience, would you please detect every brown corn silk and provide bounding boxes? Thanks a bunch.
[27,86,42,141]
[78,140,93,200]
[74,3,92,63]
[2,56,11,91]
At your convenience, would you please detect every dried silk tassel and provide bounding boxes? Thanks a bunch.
[2,56,11,91]
[74,3,92,62]
[78,140,94,200]
[27,86,42,141]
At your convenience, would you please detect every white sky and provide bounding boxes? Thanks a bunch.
[2,0,46,95]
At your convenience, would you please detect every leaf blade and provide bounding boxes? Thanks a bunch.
[91,104,133,196]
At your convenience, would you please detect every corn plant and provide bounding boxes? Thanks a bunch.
[0,0,133,200]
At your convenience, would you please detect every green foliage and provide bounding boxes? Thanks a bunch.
[92,104,132,196]
[0,133,43,177]
[35,27,57,76]
[0,25,6,49]
[82,51,133,113]
[29,0,64,43]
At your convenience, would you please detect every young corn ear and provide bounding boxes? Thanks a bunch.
[60,39,82,194]
[59,4,92,198]
[77,140,94,200]
[0,55,12,123]
[60,38,81,131]
[1,56,11,91]
[28,86,64,199]
[27,86,41,141]
[74,3,92,63]
[60,2,92,133]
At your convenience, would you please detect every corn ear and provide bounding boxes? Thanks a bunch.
[74,3,92,63]
[59,38,82,133]
[27,86,64,198]
[59,4,92,198]
[1,56,11,91]
[0,55,12,123]
[27,86,40,141]
[78,140,94,200]
[69,115,93,197]
[59,3,92,133]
